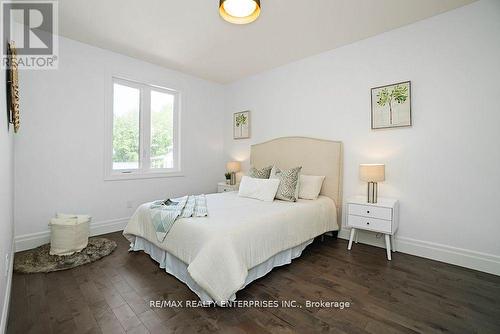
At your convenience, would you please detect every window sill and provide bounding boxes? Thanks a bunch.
[104,171,184,181]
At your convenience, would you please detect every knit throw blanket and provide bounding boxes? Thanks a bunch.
[150,195,208,242]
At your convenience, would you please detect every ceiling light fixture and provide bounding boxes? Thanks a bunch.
[219,0,261,25]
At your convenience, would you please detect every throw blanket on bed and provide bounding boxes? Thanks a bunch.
[150,195,208,241]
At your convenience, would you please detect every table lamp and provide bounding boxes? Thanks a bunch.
[226,161,241,185]
[359,164,385,203]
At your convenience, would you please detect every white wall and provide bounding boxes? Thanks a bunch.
[11,0,500,275]
[223,0,500,274]
[15,37,225,248]
[0,67,15,331]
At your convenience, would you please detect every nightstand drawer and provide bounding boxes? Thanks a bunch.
[218,186,230,192]
[347,214,392,234]
[348,203,392,220]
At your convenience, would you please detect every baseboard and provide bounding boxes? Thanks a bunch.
[14,217,129,252]
[339,229,500,276]
[0,249,13,334]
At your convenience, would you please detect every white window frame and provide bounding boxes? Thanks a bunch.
[104,76,182,181]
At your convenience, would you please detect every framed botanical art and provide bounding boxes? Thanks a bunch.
[233,110,250,139]
[371,81,411,129]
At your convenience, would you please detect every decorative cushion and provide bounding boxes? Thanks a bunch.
[248,165,273,179]
[298,175,325,200]
[270,166,302,202]
[238,176,280,202]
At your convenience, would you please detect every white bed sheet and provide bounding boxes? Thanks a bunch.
[123,192,338,302]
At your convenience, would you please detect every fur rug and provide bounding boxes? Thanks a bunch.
[14,237,117,274]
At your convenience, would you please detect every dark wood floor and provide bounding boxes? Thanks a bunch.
[7,232,500,334]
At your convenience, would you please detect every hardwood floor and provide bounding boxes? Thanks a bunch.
[7,232,500,333]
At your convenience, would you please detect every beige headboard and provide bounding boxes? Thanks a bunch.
[250,137,343,219]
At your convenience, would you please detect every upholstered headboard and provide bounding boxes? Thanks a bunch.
[250,137,343,219]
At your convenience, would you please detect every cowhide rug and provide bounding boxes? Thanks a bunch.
[14,237,117,274]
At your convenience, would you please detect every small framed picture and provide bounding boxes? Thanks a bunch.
[233,111,250,139]
[371,81,411,129]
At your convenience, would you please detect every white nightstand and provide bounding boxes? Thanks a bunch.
[346,196,399,260]
[217,182,239,193]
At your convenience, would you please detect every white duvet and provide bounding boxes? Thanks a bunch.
[123,191,338,302]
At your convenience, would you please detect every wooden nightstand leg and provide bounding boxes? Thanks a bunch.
[348,228,356,250]
[391,235,396,252]
[384,234,392,260]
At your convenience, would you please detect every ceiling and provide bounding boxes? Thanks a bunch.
[58,0,475,83]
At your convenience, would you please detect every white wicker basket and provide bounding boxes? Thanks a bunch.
[49,214,91,256]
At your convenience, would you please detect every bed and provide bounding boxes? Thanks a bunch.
[123,137,343,304]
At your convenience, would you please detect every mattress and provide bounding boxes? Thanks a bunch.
[123,191,338,302]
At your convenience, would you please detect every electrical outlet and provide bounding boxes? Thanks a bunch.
[126,201,133,209]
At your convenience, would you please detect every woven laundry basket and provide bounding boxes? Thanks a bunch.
[49,214,91,256]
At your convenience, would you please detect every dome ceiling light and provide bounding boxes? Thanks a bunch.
[219,0,261,25]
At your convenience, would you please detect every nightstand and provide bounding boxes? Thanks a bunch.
[346,196,399,260]
[217,182,239,193]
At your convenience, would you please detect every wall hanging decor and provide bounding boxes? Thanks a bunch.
[233,110,250,139]
[6,41,20,133]
[4,58,9,129]
[371,81,411,129]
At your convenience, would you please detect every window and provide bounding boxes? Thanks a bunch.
[105,77,180,180]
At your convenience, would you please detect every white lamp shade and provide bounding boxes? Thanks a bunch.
[359,164,385,182]
[226,161,241,173]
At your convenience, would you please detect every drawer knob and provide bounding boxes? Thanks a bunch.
[366,222,370,225]
[367,210,370,214]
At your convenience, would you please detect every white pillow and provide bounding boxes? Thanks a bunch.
[298,175,325,200]
[238,176,280,202]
